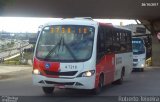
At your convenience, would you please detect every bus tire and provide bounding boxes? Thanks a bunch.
[140,68,144,72]
[42,87,54,95]
[92,74,104,95]
[116,68,125,85]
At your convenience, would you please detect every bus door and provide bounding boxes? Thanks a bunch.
[96,26,115,86]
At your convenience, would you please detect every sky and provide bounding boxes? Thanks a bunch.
[0,17,137,33]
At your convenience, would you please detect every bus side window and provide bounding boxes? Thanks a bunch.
[105,27,113,53]
[97,26,105,62]
[120,31,127,52]
[112,29,121,53]
[125,31,132,52]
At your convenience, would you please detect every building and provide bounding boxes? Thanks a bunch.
[124,24,151,35]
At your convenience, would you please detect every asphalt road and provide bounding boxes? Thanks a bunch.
[0,67,160,102]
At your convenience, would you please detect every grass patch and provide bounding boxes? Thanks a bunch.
[2,52,33,65]
[23,52,34,60]
[3,60,20,65]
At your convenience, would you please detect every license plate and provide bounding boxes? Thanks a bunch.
[55,85,65,88]
[133,64,137,66]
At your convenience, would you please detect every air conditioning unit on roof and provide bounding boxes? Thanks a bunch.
[74,17,93,20]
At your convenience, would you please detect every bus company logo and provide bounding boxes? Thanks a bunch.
[45,63,50,69]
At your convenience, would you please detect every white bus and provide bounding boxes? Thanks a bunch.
[132,34,152,71]
[32,18,133,94]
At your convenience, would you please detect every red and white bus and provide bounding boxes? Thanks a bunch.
[32,18,133,94]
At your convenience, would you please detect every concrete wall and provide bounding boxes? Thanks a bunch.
[152,35,160,66]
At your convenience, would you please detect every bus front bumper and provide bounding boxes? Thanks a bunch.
[133,61,145,69]
[32,74,95,89]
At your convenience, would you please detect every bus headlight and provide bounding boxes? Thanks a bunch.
[138,58,145,61]
[77,70,95,77]
[141,64,144,67]
[33,69,41,75]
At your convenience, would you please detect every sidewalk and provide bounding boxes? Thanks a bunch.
[0,65,32,74]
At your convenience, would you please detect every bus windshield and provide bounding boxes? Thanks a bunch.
[36,25,95,62]
[132,38,145,54]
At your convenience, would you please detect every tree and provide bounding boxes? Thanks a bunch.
[1,45,5,49]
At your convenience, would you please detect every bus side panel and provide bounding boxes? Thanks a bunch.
[114,54,123,81]
[123,52,133,79]
[114,52,132,81]
[95,53,115,88]
[104,54,115,84]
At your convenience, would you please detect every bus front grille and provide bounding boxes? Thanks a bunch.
[44,70,77,76]
[44,80,75,85]
[133,59,138,62]
[133,63,137,66]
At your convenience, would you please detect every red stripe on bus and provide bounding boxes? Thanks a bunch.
[33,57,39,69]
[33,57,60,78]
[95,53,115,88]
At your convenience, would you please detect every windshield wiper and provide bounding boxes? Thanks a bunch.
[62,37,78,61]
[44,37,78,61]
[44,37,62,60]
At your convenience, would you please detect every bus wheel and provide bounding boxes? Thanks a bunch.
[92,74,104,95]
[42,87,54,95]
[140,68,144,72]
[116,68,125,85]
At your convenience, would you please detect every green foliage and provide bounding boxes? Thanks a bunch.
[3,55,20,65]
[11,41,15,45]
[2,52,33,65]
[23,52,33,60]
[3,60,20,65]
[1,45,4,49]
[6,42,14,48]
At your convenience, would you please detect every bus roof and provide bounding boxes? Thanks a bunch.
[43,18,131,32]
[44,18,99,27]
[99,23,131,32]
[114,26,132,32]
[99,23,113,27]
